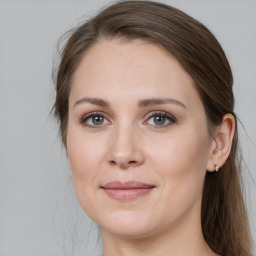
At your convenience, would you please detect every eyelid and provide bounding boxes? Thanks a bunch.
[146,111,176,120]
[80,111,111,127]
[79,110,176,128]
[143,111,177,127]
[144,111,176,121]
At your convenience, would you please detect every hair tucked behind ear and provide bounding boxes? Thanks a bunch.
[53,1,253,255]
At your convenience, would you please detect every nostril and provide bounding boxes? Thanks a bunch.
[110,160,116,165]
[109,160,137,167]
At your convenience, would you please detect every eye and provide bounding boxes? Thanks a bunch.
[145,112,176,128]
[80,112,111,127]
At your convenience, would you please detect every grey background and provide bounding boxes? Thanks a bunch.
[0,0,255,255]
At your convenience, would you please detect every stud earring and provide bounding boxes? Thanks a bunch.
[215,165,219,172]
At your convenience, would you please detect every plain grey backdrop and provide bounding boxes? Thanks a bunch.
[0,0,255,255]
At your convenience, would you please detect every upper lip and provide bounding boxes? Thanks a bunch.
[101,181,155,189]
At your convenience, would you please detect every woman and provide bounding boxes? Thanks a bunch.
[53,1,253,255]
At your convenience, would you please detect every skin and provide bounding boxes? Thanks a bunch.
[67,39,234,256]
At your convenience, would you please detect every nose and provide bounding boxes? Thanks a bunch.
[108,125,145,169]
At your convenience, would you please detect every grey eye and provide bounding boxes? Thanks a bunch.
[91,116,104,125]
[153,116,166,125]
[146,112,176,127]
[81,113,110,127]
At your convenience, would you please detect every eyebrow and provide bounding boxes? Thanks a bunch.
[138,98,187,108]
[73,97,110,108]
[73,97,186,109]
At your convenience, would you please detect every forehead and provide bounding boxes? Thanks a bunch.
[70,39,201,110]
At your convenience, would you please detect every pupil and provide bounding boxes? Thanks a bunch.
[93,116,103,125]
[154,116,165,125]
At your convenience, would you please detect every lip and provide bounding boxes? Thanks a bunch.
[101,181,155,201]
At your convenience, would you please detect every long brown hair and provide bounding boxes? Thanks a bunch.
[53,1,253,255]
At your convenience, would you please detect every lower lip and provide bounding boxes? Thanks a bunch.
[103,188,154,200]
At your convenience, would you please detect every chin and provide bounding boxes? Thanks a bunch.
[96,210,161,239]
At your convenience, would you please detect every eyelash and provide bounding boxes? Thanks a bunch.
[144,111,177,128]
[80,111,111,128]
[80,111,177,128]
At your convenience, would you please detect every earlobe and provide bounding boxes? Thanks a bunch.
[207,113,236,172]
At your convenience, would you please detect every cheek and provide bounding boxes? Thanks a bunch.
[66,128,104,213]
[67,137,96,180]
[148,126,210,174]
[147,128,210,217]
[67,124,106,174]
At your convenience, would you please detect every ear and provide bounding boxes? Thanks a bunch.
[206,113,236,172]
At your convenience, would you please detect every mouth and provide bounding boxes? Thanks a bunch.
[101,181,155,201]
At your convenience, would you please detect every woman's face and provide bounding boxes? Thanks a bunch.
[67,39,213,239]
